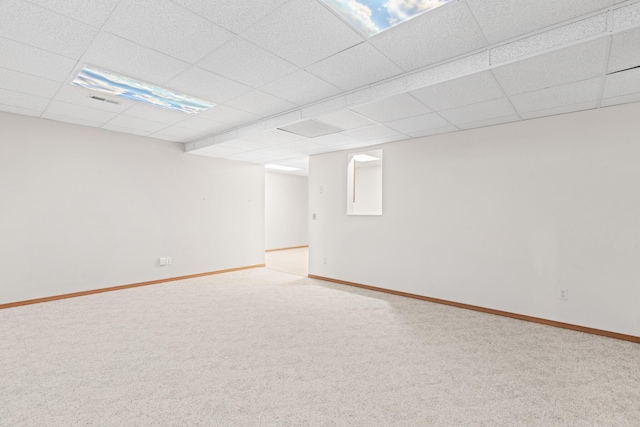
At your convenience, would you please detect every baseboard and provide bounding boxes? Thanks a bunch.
[265,245,309,253]
[308,274,640,344]
[0,264,266,310]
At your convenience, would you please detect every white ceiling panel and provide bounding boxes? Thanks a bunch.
[106,115,169,133]
[520,101,597,120]
[607,27,640,73]
[82,33,190,85]
[601,92,640,107]
[385,113,452,135]
[613,1,640,29]
[123,103,189,126]
[177,117,228,134]
[492,38,608,96]
[510,78,602,114]
[317,110,377,130]
[198,37,298,88]
[244,130,302,145]
[104,0,233,64]
[166,67,251,105]
[172,0,289,34]
[224,91,297,117]
[197,105,261,126]
[240,0,364,67]
[149,133,190,143]
[410,71,504,112]
[0,88,51,112]
[306,43,403,91]
[27,0,120,28]
[101,123,151,137]
[225,150,274,162]
[457,115,521,131]
[152,125,209,141]
[603,67,640,98]
[217,139,270,151]
[439,98,516,125]
[0,0,97,59]
[260,71,341,106]
[370,2,487,72]
[45,101,118,123]
[0,38,77,82]
[466,0,613,44]
[342,124,403,141]
[243,146,301,162]
[409,125,459,139]
[53,85,131,113]
[41,113,103,128]
[311,132,360,147]
[0,104,43,117]
[0,68,61,99]
[352,93,431,123]
[279,139,326,154]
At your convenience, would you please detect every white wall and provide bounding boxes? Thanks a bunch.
[265,172,308,250]
[0,112,265,304]
[309,103,640,337]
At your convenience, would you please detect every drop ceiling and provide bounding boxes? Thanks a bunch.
[1,0,640,176]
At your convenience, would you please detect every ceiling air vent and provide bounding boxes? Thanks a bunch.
[88,94,121,105]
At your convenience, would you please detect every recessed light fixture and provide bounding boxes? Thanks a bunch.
[353,154,379,162]
[265,164,300,171]
[71,66,215,114]
[320,0,451,37]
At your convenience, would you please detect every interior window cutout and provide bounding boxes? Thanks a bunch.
[347,149,383,216]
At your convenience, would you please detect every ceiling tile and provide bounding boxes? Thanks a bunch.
[351,93,431,123]
[603,67,640,99]
[492,38,608,96]
[278,140,325,154]
[467,0,614,44]
[410,71,504,111]
[53,85,131,114]
[0,104,43,117]
[198,37,298,88]
[177,117,228,134]
[173,0,289,34]
[600,92,640,108]
[0,68,61,98]
[192,144,244,157]
[510,78,602,114]
[342,124,403,141]
[243,130,302,145]
[150,133,193,143]
[457,115,521,131]
[439,98,516,125]
[45,100,118,123]
[166,67,251,105]
[101,124,151,137]
[41,113,103,128]
[306,43,403,91]
[225,150,273,162]
[242,146,300,162]
[0,0,97,59]
[217,139,270,151]
[124,103,189,126]
[240,0,363,67]
[385,113,452,135]
[311,133,360,147]
[613,1,640,30]
[607,27,640,73]
[520,101,597,120]
[260,71,341,106]
[317,110,377,130]
[0,38,77,82]
[408,125,459,139]
[224,91,296,117]
[106,115,169,133]
[104,0,233,64]
[197,105,261,126]
[27,0,119,28]
[369,2,487,72]
[0,88,51,111]
[82,33,190,85]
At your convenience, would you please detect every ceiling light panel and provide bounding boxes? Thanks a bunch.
[410,71,504,112]
[241,0,364,68]
[198,37,299,88]
[0,0,97,59]
[466,0,614,44]
[0,38,77,82]
[72,66,215,114]
[173,0,289,34]
[369,1,486,71]
[320,0,452,37]
[278,120,343,138]
[492,38,608,96]
[306,43,403,91]
[260,71,341,106]
[104,0,233,64]
[351,93,431,123]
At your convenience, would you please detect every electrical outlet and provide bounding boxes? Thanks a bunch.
[559,288,568,301]
[159,257,166,266]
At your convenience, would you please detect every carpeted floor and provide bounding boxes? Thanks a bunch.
[1,268,638,426]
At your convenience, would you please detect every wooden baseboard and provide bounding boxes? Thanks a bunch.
[308,274,640,344]
[265,245,309,253]
[0,264,266,310]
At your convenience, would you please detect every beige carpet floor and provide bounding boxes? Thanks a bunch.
[1,268,638,426]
